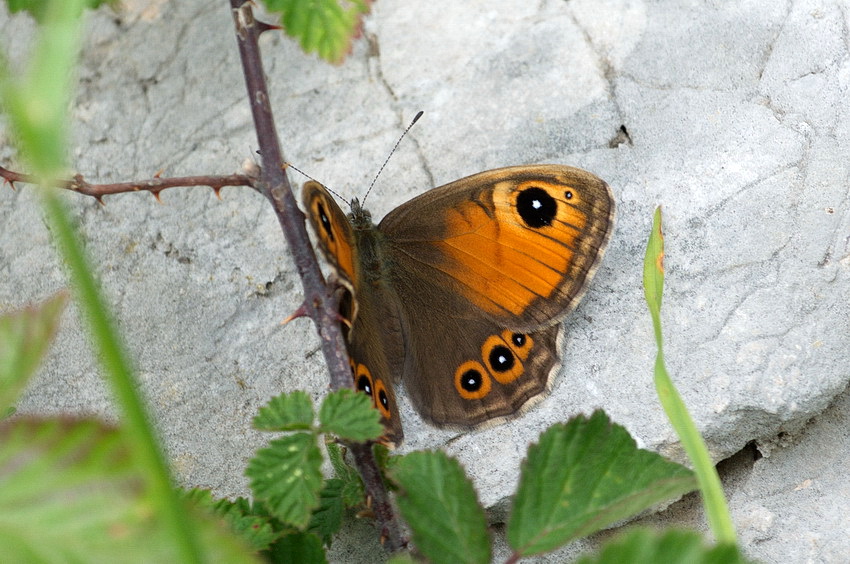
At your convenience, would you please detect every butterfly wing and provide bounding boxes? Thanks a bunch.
[394,287,563,428]
[303,181,404,445]
[380,165,614,331]
[379,165,614,427]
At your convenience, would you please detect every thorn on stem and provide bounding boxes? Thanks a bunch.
[152,190,163,204]
[256,20,282,34]
[335,311,353,331]
[213,186,223,200]
[281,303,310,325]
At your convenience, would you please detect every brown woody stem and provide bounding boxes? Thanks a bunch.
[0,165,255,202]
[228,0,404,551]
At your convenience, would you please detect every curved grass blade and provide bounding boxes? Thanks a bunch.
[643,207,736,543]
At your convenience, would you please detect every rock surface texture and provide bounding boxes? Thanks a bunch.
[1,1,848,562]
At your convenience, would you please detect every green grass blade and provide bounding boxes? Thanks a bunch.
[0,2,203,560]
[40,167,205,563]
[642,207,736,544]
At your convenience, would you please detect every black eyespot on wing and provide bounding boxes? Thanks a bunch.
[511,333,526,347]
[460,368,484,393]
[318,202,334,241]
[488,345,515,373]
[357,375,372,396]
[516,186,557,228]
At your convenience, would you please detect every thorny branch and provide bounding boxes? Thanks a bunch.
[230,2,404,550]
[1,1,406,553]
[0,165,255,203]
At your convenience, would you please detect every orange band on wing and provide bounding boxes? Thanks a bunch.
[481,334,524,385]
[434,182,588,316]
[454,360,492,400]
[309,197,356,282]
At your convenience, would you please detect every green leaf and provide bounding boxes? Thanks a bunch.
[7,0,118,23]
[387,554,417,564]
[0,418,259,563]
[576,528,751,564]
[247,432,324,528]
[392,451,491,564]
[261,0,371,64]
[642,209,737,543]
[324,440,365,507]
[0,418,142,561]
[254,391,315,431]
[308,479,345,545]
[508,411,697,557]
[0,292,67,412]
[319,389,383,442]
[2,0,84,177]
[643,206,665,343]
[183,489,277,552]
[265,531,327,564]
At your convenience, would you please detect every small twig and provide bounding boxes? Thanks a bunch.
[229,0,405,552]
[0,165,256,203]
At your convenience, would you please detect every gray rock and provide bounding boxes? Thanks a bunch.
[1,0,848,561]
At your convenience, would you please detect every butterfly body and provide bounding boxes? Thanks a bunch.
[303,165,614,446]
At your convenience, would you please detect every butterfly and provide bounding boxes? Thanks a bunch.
[303,165,614,446]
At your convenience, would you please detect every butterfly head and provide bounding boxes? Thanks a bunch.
[348,198,374,230]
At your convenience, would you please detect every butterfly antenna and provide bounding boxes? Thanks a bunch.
[284,161,349,204]
[361,110,423,207]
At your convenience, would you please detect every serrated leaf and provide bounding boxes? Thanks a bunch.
[0,418,259,563]
[325,439,349,477]
[254,391,315,431]
[324,441,366,507]
[266,531,328,564]
[575,528,752,564]
[247,432,324,528]
[319,389,383,442]
[392,451,491,564]
[261,0,371,64]
[183,489,277,551]
[0,292,67,411]
[308,479,344,545]
[340,473,366,508]
[508,411,697,557]
[0,417,143,561]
